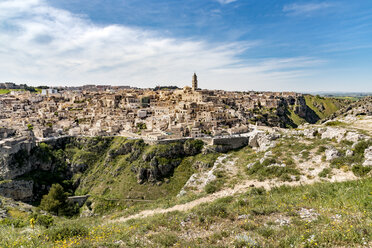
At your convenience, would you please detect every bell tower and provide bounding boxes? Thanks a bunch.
[192,73,198,91]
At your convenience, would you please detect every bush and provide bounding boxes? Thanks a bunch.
[184,139,204,156]
[44,225,89,241]
[325,121,344,126]
[205,182,217,194]
[37,215,54,228]
[352,165,371,177]
[0,218,26,228]
[317,145,327,154]
[30,214,54,228]
[354,140,372,155]
[318,168,332,178]
[205,176,225,194]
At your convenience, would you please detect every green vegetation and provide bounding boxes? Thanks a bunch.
[39,184,78,216]
[44,224,89,242]
[330,139,372,178]
[34,137,213,214]
[0,89,10,94]
[27,124,34,131]
[0,86,41,94]
[352,164,371,177]
[288,108,305,126]
[2,125,371,247]
[136,122,147,130]
[247,158,301,182]
[325,120,346,126]
[32,214,54,228]
[318,168,332,178]
[284,95,346,127]
[1,178,371,247]
[304,95,345,120]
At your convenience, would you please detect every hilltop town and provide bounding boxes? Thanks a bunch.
[0,74,344,143]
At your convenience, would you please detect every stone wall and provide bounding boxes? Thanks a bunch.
[144,137,191,145]
[211,136,249,150]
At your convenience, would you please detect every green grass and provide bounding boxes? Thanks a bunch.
[289,108,305,126]
[69,137,218,214]
[334,96,360,102]
[325,121,347,127]
[1,178,371,247]
[304,95,345,120]
[0,89,10,94]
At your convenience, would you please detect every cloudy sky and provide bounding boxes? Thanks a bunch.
[1,0,372,92]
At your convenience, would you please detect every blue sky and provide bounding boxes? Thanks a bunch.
[0,0,372,92]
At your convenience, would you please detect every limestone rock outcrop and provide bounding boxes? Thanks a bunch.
[0,180,34,201]
[248,130,280,151]
[363,146,372,166]
[325,147,341,161]
[320,128,347,142]
[0,136,36,180]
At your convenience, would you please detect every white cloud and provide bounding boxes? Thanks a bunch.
[215,0,238,4]
[283,2,333,15]
[0,0,323,91]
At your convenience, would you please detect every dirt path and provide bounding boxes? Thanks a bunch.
[111,175,353,223]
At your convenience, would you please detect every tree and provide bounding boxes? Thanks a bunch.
[39,184,78,216]
[40,184,66,215]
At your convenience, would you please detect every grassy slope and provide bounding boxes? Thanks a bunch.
[71,137,219,213]
[304,95,344,119]
[287,95,347,126]
[1,178,371,247]
[0,89,10,94]
[1,130,372,247]
[289,108,305,126]
[0,88,41,94]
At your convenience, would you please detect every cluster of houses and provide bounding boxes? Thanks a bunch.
[0,75,300,141]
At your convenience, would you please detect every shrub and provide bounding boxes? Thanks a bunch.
[30,214,54,228]
[44,225,89,241]
[331,155,363,169]
[318,168,332,178]
[258,227,275,238]
[240,220,257,231]
[205,183,217,194]
[325,121,344,126]
[352,165,371,177]
[184,139,204,155]
[317,145,327,154]
[250,187,266,195]
[0,218,26,228]
[27,124,33,131]
[354,140,372,155]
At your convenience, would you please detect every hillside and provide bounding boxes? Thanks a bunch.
[285,95,347,127]
[0,97,370,248]
[1,110,372,247]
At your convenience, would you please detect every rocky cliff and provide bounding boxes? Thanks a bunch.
[250,95,346,128]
